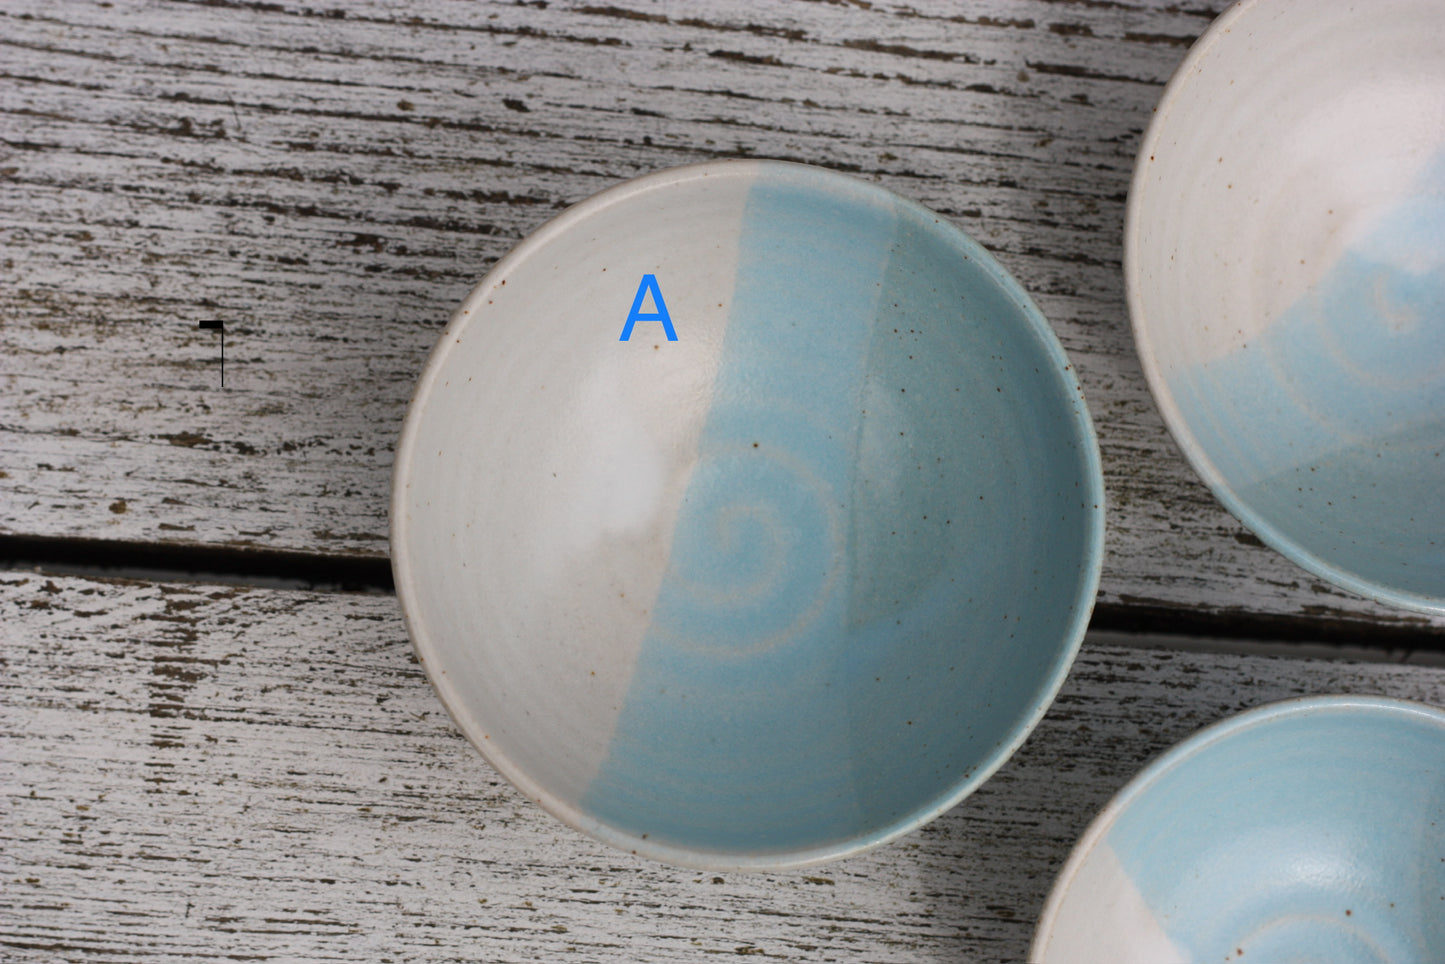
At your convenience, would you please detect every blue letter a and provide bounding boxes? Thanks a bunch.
[619,274,678,341]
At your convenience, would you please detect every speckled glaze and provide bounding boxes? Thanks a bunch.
[1032,696,1445,964]
[1128,0,1445,613]
[391,160,1104,869]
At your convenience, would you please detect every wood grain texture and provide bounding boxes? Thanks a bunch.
[4,571,1444,962]
[4,0,1442,633]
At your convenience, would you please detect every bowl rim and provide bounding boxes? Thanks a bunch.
[1124,0,1445,617]
[1029,693,1445,961]
[391,158,1106,870]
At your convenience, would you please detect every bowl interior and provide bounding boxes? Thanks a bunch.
[393,160,1102,867]
[1033,697,1445,964]
[1129,0,1445,612]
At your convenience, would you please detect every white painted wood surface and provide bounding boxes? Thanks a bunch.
[4,0,1441,631]
[3,571,1443,962]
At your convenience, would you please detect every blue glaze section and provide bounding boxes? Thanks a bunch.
[581,169,892,853]
[1105,701,1445,962]
[1167,151,1445,602]
[582,166,1099,859]
[835,208,1097,834]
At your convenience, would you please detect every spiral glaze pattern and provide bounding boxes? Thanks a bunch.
[653,420,845,661]
[1231,916,1393,963]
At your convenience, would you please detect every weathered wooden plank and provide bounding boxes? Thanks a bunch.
[4,0,1440,632]
[3,571,1443,961]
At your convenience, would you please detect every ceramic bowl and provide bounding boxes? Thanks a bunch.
[1032,695,1445,964]
[392,160,1104,869]
[1127,0,1445,613]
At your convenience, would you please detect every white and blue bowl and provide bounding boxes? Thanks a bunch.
[1032,695,1445,963]
[392,160,1104,869]
[1128,0,1445,613]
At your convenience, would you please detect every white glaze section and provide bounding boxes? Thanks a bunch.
[393,164,753,813]
[1034,843,1189,964]
[1132,0,1445,370]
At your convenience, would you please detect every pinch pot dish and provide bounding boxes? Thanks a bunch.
[1032,695,1445,964]
[392,160,1104,869]
[1128,0,1445,613]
